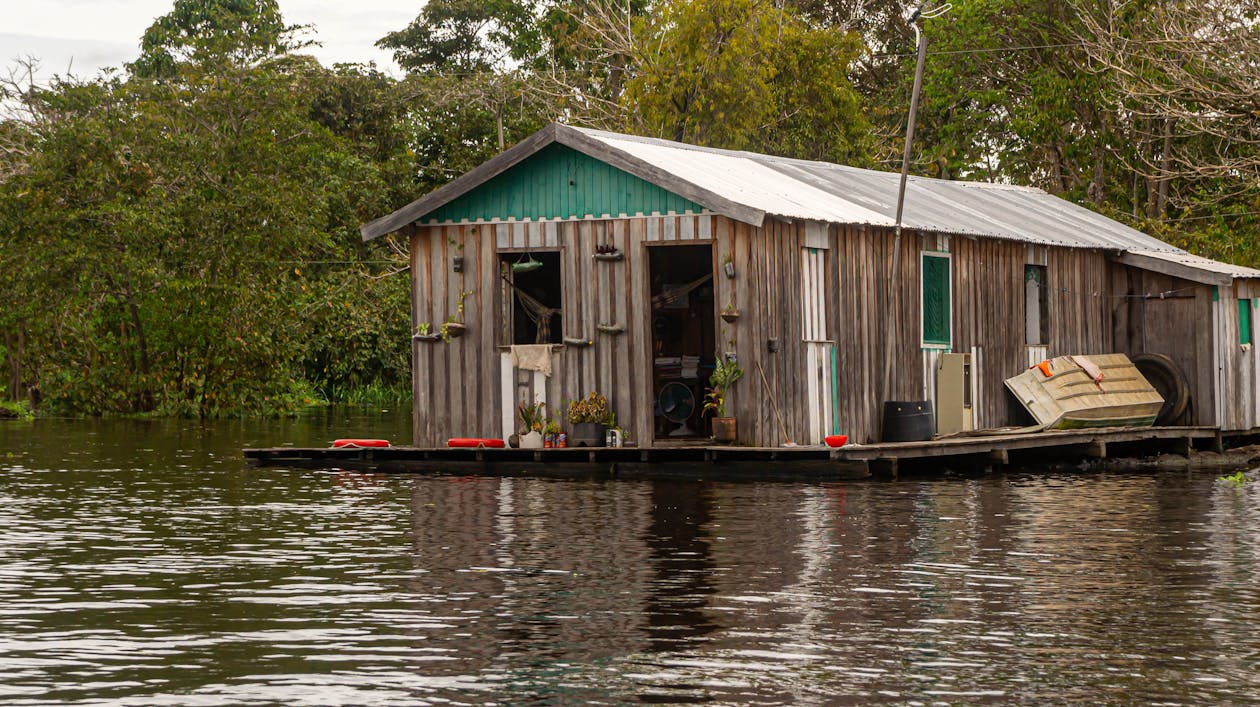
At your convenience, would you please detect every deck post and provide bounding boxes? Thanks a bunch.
[872,456,899,479]
[1171,436,1193,457]
[1085,440,1107,459]
[988,448,1009,465]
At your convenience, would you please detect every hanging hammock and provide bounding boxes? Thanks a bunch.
[652,272,714,309]
[500,273,561,344]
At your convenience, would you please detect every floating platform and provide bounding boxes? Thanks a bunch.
[244,426,1222,480]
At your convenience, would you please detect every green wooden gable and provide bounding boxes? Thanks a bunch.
[424,143,703,224]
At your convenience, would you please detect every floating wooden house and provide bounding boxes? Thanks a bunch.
[361,124,1260,446]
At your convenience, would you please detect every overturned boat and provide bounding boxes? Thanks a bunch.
[1005,354,1164,430]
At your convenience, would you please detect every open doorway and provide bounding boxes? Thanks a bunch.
[648,244,716,439]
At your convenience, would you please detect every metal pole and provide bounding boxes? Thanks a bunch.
[894,12,928,237]
[883,7,930,420]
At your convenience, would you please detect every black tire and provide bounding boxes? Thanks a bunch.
[1132,353,1190,425]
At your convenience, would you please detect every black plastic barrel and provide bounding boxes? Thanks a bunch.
[881,401,935,442]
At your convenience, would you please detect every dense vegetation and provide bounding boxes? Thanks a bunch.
[2,0,1256,416]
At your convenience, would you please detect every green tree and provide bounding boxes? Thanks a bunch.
[130,0,309,77]
[620,0,871,163]
[0,3,414,416]
[377,0,541,73]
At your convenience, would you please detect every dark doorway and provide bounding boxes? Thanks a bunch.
[648,244,716,439]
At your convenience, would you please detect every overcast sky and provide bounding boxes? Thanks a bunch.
[1,0,416,83]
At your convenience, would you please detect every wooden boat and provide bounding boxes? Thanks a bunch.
[1004,354,1164,430]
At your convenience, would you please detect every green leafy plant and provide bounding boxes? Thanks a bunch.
[567,392,612,425]
[704,355,744,417]
[517,400,545,433]
[1220,470,1250,487]
[447,289,474,323]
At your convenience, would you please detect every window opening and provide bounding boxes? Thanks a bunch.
[1240,298,1253,345]
[1025,264,1048,345]
[499,251,562,345]
[921,252,951,347]
[801,247,828,341]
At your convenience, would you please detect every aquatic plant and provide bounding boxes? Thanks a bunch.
[1219,470,1253,487]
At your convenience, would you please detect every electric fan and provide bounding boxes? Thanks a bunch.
[657,382,697,436]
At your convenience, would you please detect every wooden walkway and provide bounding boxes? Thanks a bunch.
[244,426,1222,480]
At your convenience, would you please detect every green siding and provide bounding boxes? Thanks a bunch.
[426,143,703,223]
[1240,299,1253,345]
[922,253,951,346]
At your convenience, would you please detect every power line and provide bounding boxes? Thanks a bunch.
[869,34,1245,59]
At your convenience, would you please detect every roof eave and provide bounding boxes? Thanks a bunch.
[553,125,765,226]
[1113,251,1234,286]
[360,123,769,242]
[360,123,560,241]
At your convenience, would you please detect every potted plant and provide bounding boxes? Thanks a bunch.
[567,392,613,447]
[720,303,740,323]
[413,322,441,342]
[441,290,474,342]
[593,243,623,261]
[517,401,546,449]
[704,356,744,442]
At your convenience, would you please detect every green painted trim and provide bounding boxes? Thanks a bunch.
[830,346,840,436]
[1212,285,1219,302]
[423,143,703,224]
[921,252,952,346]
[1052,415,1157,430]
[1240,298,1253,345]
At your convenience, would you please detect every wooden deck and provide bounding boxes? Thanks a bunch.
[244,426,1222,480]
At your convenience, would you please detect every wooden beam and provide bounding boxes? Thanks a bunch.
[988,448,1009,465]
[1111,252,1233,286]
[1084,440,1107,458]
[872,456,899,479]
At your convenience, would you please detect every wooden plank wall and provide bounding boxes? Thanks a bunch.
[950,239,1113,431]
[410,213,1159,447]
[825,223,925,443]
[410,214,711,446]
[1109,266,1215,426]
[1211,290,1258,431]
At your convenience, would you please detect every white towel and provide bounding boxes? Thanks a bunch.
[511,345,553,377]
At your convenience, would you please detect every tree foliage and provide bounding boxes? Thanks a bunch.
[614,0,872,162]
[130,0,309,77]
[4,0,1260,415]
[0,7,411,416]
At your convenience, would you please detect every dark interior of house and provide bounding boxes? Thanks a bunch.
[501,251,563,345]
[648,244,716,439]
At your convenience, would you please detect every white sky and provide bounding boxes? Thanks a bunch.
[0,0,417,83]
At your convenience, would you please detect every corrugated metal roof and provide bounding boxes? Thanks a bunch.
[577,127,1181,253]
[1127,250,1260,280]
[364,123,1259,282]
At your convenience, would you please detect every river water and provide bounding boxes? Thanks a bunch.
[0,409,1257,705]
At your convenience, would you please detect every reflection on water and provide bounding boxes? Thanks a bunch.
[0,413,1257,704]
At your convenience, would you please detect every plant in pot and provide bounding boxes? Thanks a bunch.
[567,392,613,447]
[517,401,546,449]
[441,289,474,342]
[704,356,744,443]
[720,303,740,323]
